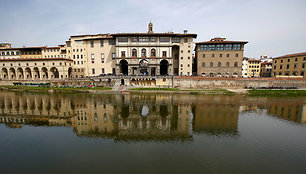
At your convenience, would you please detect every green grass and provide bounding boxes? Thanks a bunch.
[248,90,306,96]
[0,85,112,91]
[130,87,179,91]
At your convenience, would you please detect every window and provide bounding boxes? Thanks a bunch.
[275,60,277,63]
[227,54,229,57]
[288,59,290,62]
[109,39,116,45]
[302,63,305,68]
[280,65,283,69]
[234,62,238,67]
[210,62,213,67]
[162,51,167,57]
[233,44,241,50]
[202,54,205,58]
[293,71,297,75]
[118,37,128,42]
[200,45,208,51]
[209,45,215,50]
[225,44,232,50]
[304,57,306,61]
[131,37,138,42]
[181,50,183,53]
[202,62,205,67]
[139,37,149,42]
[91,54,95,63]
[279,72,282,75]
[287,64,290,69]
[132,49,137,57]
[90,41,94,47]
[150,37,156,42]
[188,50,191,53]
[218,62,221,67]
[102,68,105,74]
[285,71,289,76]
[295,58,298,61]
[11,52,14,55]
[160,37,170,42]
[112,53,115,59]
[226,62,230,67]
[73,55,75,59]
[141,49,146,57]
[81,55,83,59]
[235,53,239,57]
[151,49,156,57]
[294,63,297,69]
[217,44,224,50]
[184,38,188,43]
[274,65,276,69]
[92,68,95,74]
[101,53,104,63]
[220,54,222,58]
[121,51,125,57]
[301,71,305,76]
[281,60,283,63]
[100,41,104,47]
[212,54,215,57]
[172,37,180,43]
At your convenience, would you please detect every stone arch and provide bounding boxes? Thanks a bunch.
[17,67,24,80]
[33,67,40,79]
[160,59,169,76]
[141,48,146,57]
[68,67,72,78]
[41,67,48,79]
[119,60,128,75]
[1,68,8,79]
[50,67,59,78]
[25,67,32,79]
[9,68,16,79]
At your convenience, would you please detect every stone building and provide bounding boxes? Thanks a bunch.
[195,37,248,77]
[260,62,272,77]
[0,44,73,80]
[272,52,306,77]
[112,23,197,76]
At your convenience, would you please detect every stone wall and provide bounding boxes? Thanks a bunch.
[174,77,306,89]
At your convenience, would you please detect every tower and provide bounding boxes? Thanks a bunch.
[148,22,153,33]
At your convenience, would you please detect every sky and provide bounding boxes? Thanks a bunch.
[0,0,305,58]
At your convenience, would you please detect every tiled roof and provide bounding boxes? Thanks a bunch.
[111,33,197,38]
[273,52,306,59]
[0,58,73,61]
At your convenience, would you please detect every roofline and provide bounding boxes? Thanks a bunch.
[70,33,110,38]
[0,58,73,61]
[273,52,306,59]
[196,41,248,44]
[111,33,197,38]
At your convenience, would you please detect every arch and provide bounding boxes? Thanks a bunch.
[160,59,169,76]
[151,49,156,57]
[25,67,32,79]
[234,62,238,67]
[9,68,16,79]
[210,62,213,67]
[209,72,214,77]
[226,62,230,67]
[218,62,221,67]
[1,68,8,79]
[139,59,149,75]
[50,67,59,78]
[119,60,128,75]
[68,67,72,78]
[33,67,40,79]
[217,72,222,77]
[132,48,137,57]
[17,68,24,79]
[202,62,205,67]
[41,67,48,79]
[141,48,146,57]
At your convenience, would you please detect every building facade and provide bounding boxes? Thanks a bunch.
[260,62,272,77]
[272,52,306,77]
[195,38,248,77]
[241,57,249,78]
[247,59,261,77]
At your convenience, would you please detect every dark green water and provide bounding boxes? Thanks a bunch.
[0,91,306,174]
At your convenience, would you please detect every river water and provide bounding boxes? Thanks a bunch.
[0,91,306,174]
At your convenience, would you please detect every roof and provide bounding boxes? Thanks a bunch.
[273,52,306,59]
[111,33,197,38]
[196,40,248,44]
[77,36,114,41]
[248,59,261,62]
[70,34,110,38]
[0,58,73,61]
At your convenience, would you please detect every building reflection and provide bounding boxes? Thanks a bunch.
[1,91,305,141]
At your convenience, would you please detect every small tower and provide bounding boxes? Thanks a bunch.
[148,22,153,33]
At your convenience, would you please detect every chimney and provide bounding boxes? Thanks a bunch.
[184,30,188,34]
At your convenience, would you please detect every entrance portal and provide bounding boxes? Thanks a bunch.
[160,59,169,76]
[120,60,128,75]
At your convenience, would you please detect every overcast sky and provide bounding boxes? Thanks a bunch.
[0,0,305,58]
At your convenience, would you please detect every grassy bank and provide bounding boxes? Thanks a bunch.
[129,87,178,91]
[0,85,112,92]
[248,89,306,96]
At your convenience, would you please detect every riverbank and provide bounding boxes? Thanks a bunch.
[1,85,306,96]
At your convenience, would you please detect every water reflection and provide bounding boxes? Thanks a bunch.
[0,91,305,141]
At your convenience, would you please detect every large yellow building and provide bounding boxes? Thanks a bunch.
[247,59,261,77]
[272,52,306,77]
